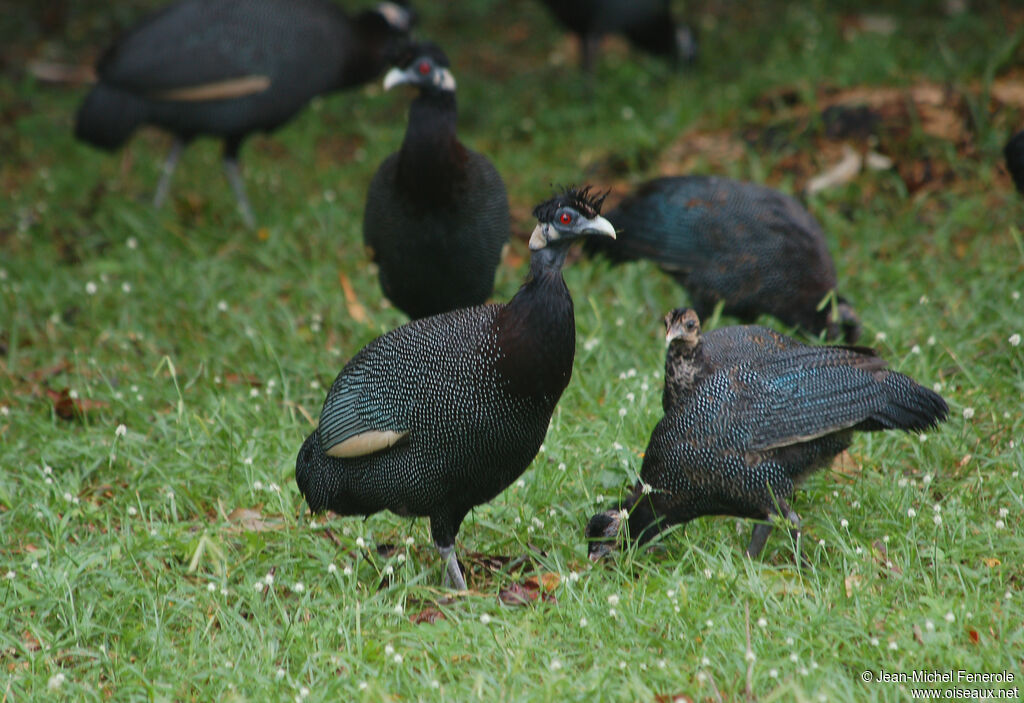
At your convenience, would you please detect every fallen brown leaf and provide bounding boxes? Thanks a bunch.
[409,607,446,625]
[844,573,863,598]
[226,507,283,533]
[338,272,367,324]
[47,388,108,421]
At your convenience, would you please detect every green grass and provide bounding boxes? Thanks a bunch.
[2,1,1023,700]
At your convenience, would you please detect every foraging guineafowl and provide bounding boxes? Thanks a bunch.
[1005,129,1024,195]
[297,187,615,590]
[74,0,413,226]
[363,42,509,319]
[585,176,861,341]
[537,0,697,72]
[586,308,948,561]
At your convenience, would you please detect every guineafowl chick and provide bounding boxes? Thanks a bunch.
[537,0,697,72]
[585,176,861,341]
[74,0,413,225]
[363,42,510,319]
[586,309,948,561]
[1005,130,1024,195]
[298,187,614,590]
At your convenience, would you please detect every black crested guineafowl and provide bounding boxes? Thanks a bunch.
[363,42,510,319]
[74,0,413,226]
[1005,129,1024,196]
[586,308,948,561]
[297,187,615,590]
[536,0,697,72]
[584,176,862,341]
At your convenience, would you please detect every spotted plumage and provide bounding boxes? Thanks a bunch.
[586,309,948,561]
[585,175,861,341]
[74,0,412,225]
[298,187,615,589]
[363,42,509,319]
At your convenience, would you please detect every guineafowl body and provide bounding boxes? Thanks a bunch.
[74,0,412,224]
[586,176,861,341]
[587,309,948,561]
[1005,129,1024,195]
[363,43,509,319]
[537,0,697,72]
[298,187,615,589]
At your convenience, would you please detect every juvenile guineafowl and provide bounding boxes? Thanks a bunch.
[586,308,948,561]
[585,176,861,341]
[363,42,509,319]
[74,0,413,225]
[1005,129,1024,195]
[297,187,615,589]
[537,0,697,72]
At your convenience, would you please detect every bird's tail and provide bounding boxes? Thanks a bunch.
[74,83,147,151]
[861,372,949,433]
[295,430,321,509]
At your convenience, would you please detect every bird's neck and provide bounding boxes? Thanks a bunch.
[397,92,466,206]
[662,340,704,412]
[495,243,576,398]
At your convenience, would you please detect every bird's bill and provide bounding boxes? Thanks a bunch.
[383,67,413,91]
[528,214,616,250]
[580,214,617,240]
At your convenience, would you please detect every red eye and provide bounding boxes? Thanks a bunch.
[417,61,431,75]
[559,212,572,225]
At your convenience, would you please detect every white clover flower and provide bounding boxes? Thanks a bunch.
[925,620,935,632]
[293,583,305,593]
[127,506,137,516]
[907,508,917,518]
[933,515,942,526]
[618,407,627,418]
[701,656,711,666]
[999,508,1009,518]
[431,680,440,689]
[275,668,286,681]
[5,570,14,580]
[607,594,620,606]
[703,568,713,579]
[115,424,127,437]
[85,281,98,295]
[790,653,799,663]
[641,483,652,495]
[327,563,337,574]
[47,673,66,690]
[254,581,265,592]
[216,300,228,312]
[0,405,9,417]
[932,503,941,512]
[264,572,274,586]
[840,518,849,528]
[557,462,567,472]
[479,613,492,625]
[911,345,921,355]
[382,565,394,577]
[608,608,617,618]
[1010,334,1021,347]
[253,480,263,491]
[745,651,756,663]
[757,617,768,628]
[207,583,216,592]
[355,537,366,548]
[549,659,562,671]
[626,392,635,403]
[621,106,635,120]
[358,682,368,691]
[579,616,588,627]
[944,612,955,623]
[343,565,353,576]
[396,553,406,564]
[785,636,794,646]
[932,382,943,393]
[995,519,1006,529]
[874,331,887,342]
[298,686,309,698]
[404,536,415,546]
[962,407,975,420]
[769,669,779,679]
[567,571,580,583]
[658,659,667,669]
[883,535,890,543]
[888,642,898,651]
[392,603,402,615]
[1006,591,1013,601]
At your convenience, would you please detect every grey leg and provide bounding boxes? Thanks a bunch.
[222,156,255,228]
[152,139,185,209]
[437,544,467,591]
[746,522,772,559]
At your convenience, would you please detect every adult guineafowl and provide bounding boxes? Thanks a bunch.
[74,0,413,226]
[586,308,948,561]
[363,42,509,319]
[297,187,615,590]
[585,175,862,341]
[537,0,697,72]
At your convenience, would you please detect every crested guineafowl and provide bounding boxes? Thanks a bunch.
[297,187,615,590]
[1005,129,1024,196]
[586,308,948,561]
[536,0,697,72]
[74,0,413,226]
[585,175,862,341]
[363,42,510,319]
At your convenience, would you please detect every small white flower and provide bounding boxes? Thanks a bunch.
[907,508,917,518]
[999,507,1009,518]
[703,569,713,579]
[254,581,265,592]
[618,408,627,417]
[996,519,1006,529]
[658,659,667,669]
[621,106,635,120]
[818,539,826,548]
[355,537,366,548]
[1006,591,1013,600]
[641,483,652,495]
[911,345,921,354]
[405,536,415,546]
[5,570,14,580]
[919,295,929,305]
[919,433,928,442]
[127,506,137,516]
[275,668,286,681]
[608,608,617,618]
[579,616,588,627]
[207,583,216,592]
[115,423,127,437]
[607,594,620,606]
[898,477,909,487]
[933,515,942,526]
[217,300,228,312]
[944,611,955,623]
[626,392,635,403]
[126,236,138,250]
[790,653,799,663]
[327,563,337,574]
[874,331,887,342]
[549,659,562,671]
[962,407,975,420]
[382,565,394,576]
[253,480,263,491]
[85,281,98,295]
[883,535,890,543]
[249,388,260,398]
[840,518,849,528]
[757,617,768,628]
[567,571,580,583]
[479,613,492,625]
[516,479,526,489]
[932,503,940,512]
[47,673,66,690]
[264,572,275,586]
[745,651,756,663]
[558,462,567,472]
[343,565,353,576]
[612,442,623,451]
[701,656,711,666]
[769,669,778,679]
[293,583,305,593]
[299,686,309,698]
[888,641,898,651]
[431,680,440,689]
[1010,334,1021,347]
[358,682,368,691]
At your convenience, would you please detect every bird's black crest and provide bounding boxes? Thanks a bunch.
[533,185,608,222]
[395,40,450,69]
